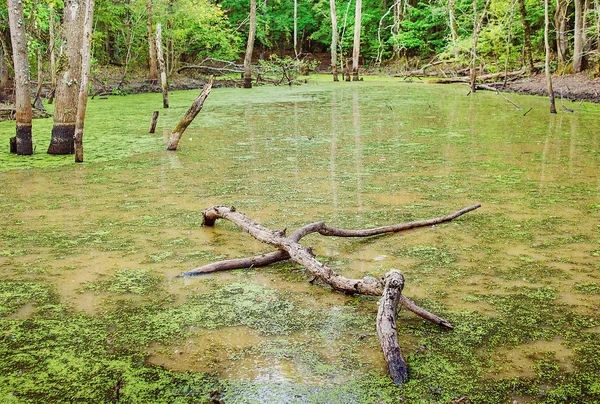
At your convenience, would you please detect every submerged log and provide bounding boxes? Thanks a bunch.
[377,270,408,385]
[180,204,481,384]
[167,76,213,151]
[149,111,159,133]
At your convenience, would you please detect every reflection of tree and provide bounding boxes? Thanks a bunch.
[353,89,363,212]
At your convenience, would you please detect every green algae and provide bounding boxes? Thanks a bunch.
[1,79,600,402]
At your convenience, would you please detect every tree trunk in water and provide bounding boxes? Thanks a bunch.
[330,0,339,81]
[554,0,571,69]
[517,0,534,72]
[147,0,158,82]
[167,76,213,151]
[573,0,585,72]
[352,0,362,81]
[74,0,94,163]
[149,111,159,133]
[155,24,169,108]
[545,0,557,113]
[244,0,257,88]
[8,0,33,155]
[49,0,84,155]
[377,270,408,385]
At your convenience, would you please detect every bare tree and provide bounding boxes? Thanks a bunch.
[330,0,339,81]
[48,0,84,155]
[244,0,257,88]
[294,0,299,59]
[545,0,557,113]
[147,0,158,82]
[8,0,33,155]
[74,0,95,163]
[469,0,491,93]
[48,5,57,103]
[554,0,571,69]
[352,0,362,81]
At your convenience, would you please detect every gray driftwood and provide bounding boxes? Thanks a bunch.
[181,204,481,384]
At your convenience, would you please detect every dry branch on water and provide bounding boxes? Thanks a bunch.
[180,204,481,384]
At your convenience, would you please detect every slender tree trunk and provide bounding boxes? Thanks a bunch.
[330,0,339,81]
[573,0,585,72]
[470,0,491,93]
[293,0,299,59]
[352,0,362,81]
[33,46,44,109]
[74,0,94,163]
[554,0,571,69]
[8,0,33,155]
[244,0,257,88]
[595,0,600,52]
[49,0,84,155]
[517,0,534,72]
[545,0,557,113]
[147,0,158,82]
[48,6,57,104]
[155,24,169,108]
[0,45,7,88]
[448,0,459,60]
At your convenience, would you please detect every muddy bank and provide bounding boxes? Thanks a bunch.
[500,72,600,103]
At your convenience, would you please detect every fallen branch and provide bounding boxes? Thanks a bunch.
[430,70,526,84]
[180,204,481,384]
[476,84,522,109]
[167,76,213,151]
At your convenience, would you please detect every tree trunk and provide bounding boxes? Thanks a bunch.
[352,0,362,81]
[377,270,408,385]
[147,0,158,82]
[167,76,213,151]
[517,0,534,72]
[448,0,459,60]
[8,0,33,155]
[48,6,57,104]
[554,0,571,69]
[330,0,339,81]
[244,0,257,88]
[470,0,491,93]
[155,24,169,108]
[49,0,84,155]
[74,0,94,163]
[573,0,585,72]
[149,111,159,133]
[293,0,299,59]
[0,44,7,88]
[545,0,557,113]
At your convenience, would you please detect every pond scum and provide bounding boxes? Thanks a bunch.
[1,78,599,403]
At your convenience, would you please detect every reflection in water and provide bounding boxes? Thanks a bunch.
[1,80,599,394]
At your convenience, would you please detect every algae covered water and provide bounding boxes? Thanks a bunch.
[1,78,599,403]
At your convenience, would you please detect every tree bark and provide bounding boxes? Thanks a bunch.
[330,0,339,81]
[149,111,159,133]
[470,0,491,93]
[244,0,257,88]
[8,0,33,155]
[448,0,459,60]
[554,0,571,69]
[74,0,94,163]
[377,270,408,385]
[147,0,159,82]
[167,76,213,151]
[545,0,557,113]
[49,6,57,95]
[352,0,362,81]
[49,0,84,155]
[293,0,299,59]
[573,0,585,72]
[155,23,169,108]
[517,0,534,72]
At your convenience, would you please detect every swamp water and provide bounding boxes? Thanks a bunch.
[0,78,599,403]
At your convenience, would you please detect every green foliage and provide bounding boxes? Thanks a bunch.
[398,2,449,57]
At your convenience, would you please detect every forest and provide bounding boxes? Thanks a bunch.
[1,0,600,89]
